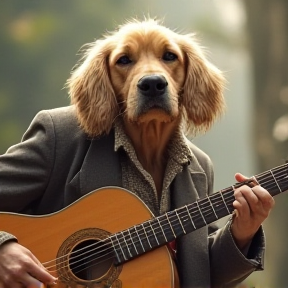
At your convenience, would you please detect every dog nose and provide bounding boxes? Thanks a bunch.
[137,75,168,97]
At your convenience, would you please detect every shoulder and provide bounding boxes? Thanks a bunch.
[35,105,77,127]
[32,105,83,137]
[23,105,88,149]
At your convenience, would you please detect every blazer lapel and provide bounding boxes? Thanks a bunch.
[171,161,211,288]
[171,160,208,209]
[66,130,122,205]
[79,131,122,195]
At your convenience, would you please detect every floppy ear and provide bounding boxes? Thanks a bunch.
[67,39,118,137]
[179,35,226,134]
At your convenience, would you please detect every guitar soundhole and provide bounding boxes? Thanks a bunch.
[57,228,122,286]
[69,239,114,280]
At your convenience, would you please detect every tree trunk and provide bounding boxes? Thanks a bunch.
[244,0,288,170]
[243,0,288,286]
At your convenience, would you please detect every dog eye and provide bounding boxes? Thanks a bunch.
[162,52,178,61]
[116,55,132,65]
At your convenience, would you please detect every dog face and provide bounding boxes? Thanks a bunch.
[108,24,186,124]
[68,19,225,137]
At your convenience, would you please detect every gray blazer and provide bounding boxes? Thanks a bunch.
[0,106,265,288]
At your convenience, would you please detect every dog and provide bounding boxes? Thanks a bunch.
[67,18,225,194]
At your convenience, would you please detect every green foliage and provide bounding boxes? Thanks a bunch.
[0,0,227,153]
[0,1,127,153]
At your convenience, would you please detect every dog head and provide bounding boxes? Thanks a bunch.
[67,19,226,137]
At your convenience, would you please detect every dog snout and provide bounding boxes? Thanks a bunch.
[137,75,168,97]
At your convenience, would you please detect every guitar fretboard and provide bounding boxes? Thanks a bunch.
[109,163,288,264]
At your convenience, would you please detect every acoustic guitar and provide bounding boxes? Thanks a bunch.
[1,163,288,288]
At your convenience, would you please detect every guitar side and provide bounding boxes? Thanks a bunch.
[0,187,179,288]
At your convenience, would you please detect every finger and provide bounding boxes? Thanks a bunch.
[234,185,261,217]
[251,186,275,209]
[24,250,56,283]
[26,261,56,285]
[233,188,253,219]
[21,273,44,288]
[251,186,275,218]
[29,253,48,272]
[238,185,260,208]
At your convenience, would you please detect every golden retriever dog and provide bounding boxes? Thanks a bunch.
[67,18,225,194]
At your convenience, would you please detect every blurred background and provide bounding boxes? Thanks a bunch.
[1,0,288,287]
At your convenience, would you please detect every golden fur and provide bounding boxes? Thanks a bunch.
[67,19,226,193]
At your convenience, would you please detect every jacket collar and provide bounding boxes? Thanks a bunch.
[75,121,207,204]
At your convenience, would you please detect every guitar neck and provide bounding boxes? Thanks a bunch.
[110,163,288,265]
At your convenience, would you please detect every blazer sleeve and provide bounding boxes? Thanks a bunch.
[0,110,56,213]
[204,168,265,286]
[189,142,265,287]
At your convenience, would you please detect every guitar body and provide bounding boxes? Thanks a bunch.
[1,187,179,288]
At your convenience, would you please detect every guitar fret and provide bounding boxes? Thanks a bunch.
[219,190,230,214]
[147,221,158,246]
[222,188,234,213]
[185,205,196,229]
[133,225,145,252]
[166,213,176,238]
[196,200,207,225]
[270,169,283,193]
[198,198,218,224]
[175,210,186,234]
[121,231,132,258]
[149,221,159,245]
[207,196,218,219]
[157,217,168,242]
[114,233,127,261]
[210,192,229,219]
[255,164,288,197]
[109,235,123,263]
[127,228,139,255]
[142,223,152,249]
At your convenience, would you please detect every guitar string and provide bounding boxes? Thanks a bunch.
[41,189,230,267]
[45,194,281,275]
[44,192,236,275]
[65,165,288,277]
[42,182,238,267]
[42,166,288,274]
[43,185,233,269]
[43,167,287,275]
[64,191,239,276]
[42,162,286,270]
[43,167,287,274]
[43,190,236,273]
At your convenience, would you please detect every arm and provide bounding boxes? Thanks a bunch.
[0,111,58,287]
[0,111,56,213]
[209,174,274,288]
[184,141,273,287]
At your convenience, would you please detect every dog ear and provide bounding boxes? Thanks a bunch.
[179,35,226,134]
[67,39,118,137]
